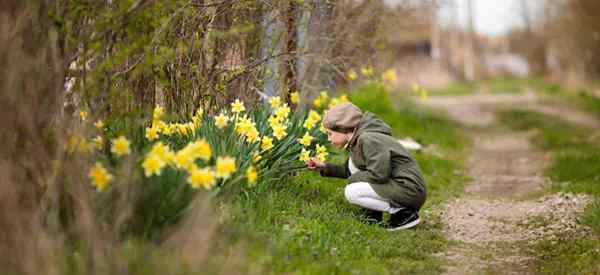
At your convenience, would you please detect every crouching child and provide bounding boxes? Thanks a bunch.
[305,102,427,231]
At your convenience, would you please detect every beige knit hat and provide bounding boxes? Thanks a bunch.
[322,102,363,133]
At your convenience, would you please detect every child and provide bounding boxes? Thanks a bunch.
[305,102,427,231]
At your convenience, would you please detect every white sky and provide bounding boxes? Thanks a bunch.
[384,0,545,37]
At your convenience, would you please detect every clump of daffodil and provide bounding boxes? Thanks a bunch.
[261,136,274,151]
[214,112,230,129]
[313,91,330,109]
[216,156,236,179]
[246,165,258,186]
[234,115,260,143]
[94,120,104,130]
[269,96,282,109]
[382,68,398,84]
[187,165,216,189]
[299,132,314,147]
[89,162,113,191]
[316,144,328,162]
[303,110,322,130]
[347,69,358,80]
[290,91,300,104]
[360,66,374,77]
[111,136,131,157]
[191,107,203,128]
[231,99,245,113]
[299,148,311,162]
[79,110,88,121]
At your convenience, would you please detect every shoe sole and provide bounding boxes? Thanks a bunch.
[386,217,420,231]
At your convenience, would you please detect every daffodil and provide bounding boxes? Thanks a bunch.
[142,154,166,177]
[316,144,327,155]
[187,166,216,189]
[347,69,358,80]
[360,66,373,77]
[111,136,131,157]
[153,105,165,121]
[94,120,104,130]
[319,123,327,133]
[214,113,229,129]
[145,126,160,141]
[299,148,311,162]
[299,132,314,147]
[382,68,397,84]
[272,123,287,140]
[316,152,328,162]
[216,156,236,179]
[93,135,103,150]
[313,97,322,108]
[252,151,262,163]
[246,166,257,186]
[174,150,194,170]
[274,104,291,120]
[339,94,349,102]
[261,136,274,151]
[268,115,281,128]
[328,98,340,109]
[188,139,212,161]
[89,162,113,191]
[231,99,245,113]
[149,142,172,161]
[245,128,260,143]
[290,91,300,104]
[79,111,88,121]
[269,96,282,109]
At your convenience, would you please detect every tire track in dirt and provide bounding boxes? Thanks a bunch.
[422,93,595,275]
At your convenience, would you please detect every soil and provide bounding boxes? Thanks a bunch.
[422,92,597,274]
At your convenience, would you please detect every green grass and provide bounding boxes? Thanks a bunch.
[226,83,469,274]
[499,109,600,273]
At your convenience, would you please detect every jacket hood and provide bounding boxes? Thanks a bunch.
[347,112,392,148]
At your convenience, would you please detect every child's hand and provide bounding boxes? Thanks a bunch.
[305,158,325,170]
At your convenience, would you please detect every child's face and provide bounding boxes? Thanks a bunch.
[326,128,351,149]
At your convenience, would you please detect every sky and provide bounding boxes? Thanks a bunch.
[384,0,545,37]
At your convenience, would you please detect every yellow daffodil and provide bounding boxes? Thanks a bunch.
[261,136,274,151]
[94,120,104,130]
[149,142,172,161]
[316,152,328,162]
[93,135,103,150]
[214,113,229,129]
[290,91,300,104]
[79,111,88,121]
[360,66,374,77]
[88,162,113,191]
[316,144,327,155]
[347,69,358,80]
[188,139,212,161]
[313,97,322,108]
[272,123,287,140]
[299,132,314,147]
[153,105,165,121]
[142,154,166,177]
[246,166,257,186]
[299,148,311,162]
[187,166,216,189]
[216,156,236,179]
[231,99,245,113]
[252,151,262,163]
[328,98,340,109]
[111,136,131,157]
[319,124,327,133]
[268,115,282,128]
[339,94,349,102]
[382,68,397,84]
[308,110,321,122]
[174,151,194,170]
[269,96,282,109]
[245,128,260,143]
[274,105,291,120]
[145,126,160,141]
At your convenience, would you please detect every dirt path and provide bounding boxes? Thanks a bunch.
[422,93,595,274]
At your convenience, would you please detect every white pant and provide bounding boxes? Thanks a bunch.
[344,182,402,214]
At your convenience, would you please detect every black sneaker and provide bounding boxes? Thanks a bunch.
[386,209,420,231]
[360,208,383,225]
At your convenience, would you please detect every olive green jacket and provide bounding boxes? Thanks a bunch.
[320,112,427,210]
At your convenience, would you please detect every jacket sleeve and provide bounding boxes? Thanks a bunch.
[319,159,351,179]
[348,135,391,184]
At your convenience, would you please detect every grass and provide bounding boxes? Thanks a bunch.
[225,83,469,274]
[499,109,600,274]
